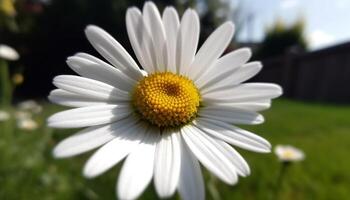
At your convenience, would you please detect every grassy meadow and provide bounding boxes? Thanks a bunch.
[0,99,349,200]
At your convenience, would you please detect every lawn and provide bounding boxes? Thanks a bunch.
[0,99,349,200]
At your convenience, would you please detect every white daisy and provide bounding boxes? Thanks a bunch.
[18,100,43,113]
[274,145,305,162]
[0,44,19,61]
[0,110,10,121]
[17,117,38,131]
[48,2,282,200]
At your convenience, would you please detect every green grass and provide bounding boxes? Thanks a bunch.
[1,99,350,200]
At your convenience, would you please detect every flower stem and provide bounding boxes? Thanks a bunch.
[0,59,12,107]
[208,173,222,200]
[272,162,289,200]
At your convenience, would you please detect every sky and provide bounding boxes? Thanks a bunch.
[234,0,350,50]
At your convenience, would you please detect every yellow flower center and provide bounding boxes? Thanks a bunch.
[132,72,200,127]
[282,150,296,159]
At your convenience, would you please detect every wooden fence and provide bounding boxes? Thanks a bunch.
[253,42,350,103]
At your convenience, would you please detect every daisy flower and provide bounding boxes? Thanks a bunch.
[17,117,38,131]
[274,145,305,162]
[0,110,10,121]
[48,2,282,200]
[0,44,19,61]
[18,100,43,114]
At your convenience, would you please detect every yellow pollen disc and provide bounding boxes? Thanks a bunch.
[282,151,296,159]
[132,72,201,127]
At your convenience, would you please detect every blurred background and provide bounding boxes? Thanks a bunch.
[0,0,349,199]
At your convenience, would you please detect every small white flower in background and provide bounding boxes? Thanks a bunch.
[17,100,42,113]
[0,44,19,61]
[274,145,305,162]
[17,118,38,131]
[48,2,282,200]
[14,109,39,131]
[0,110,10,121]
[18,100,38,110]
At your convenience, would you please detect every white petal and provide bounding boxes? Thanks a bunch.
[188,22,235,81]
[67,53,136,91]
[203,83,283,103]
[47,104,131,128]
[140,69,148,76]
[199,105,264,125]
[53,116,138,158]
[83,122,147,178]
[143,2,167,72]
[214,141,251,177]
[194,117,271,153]
[182,125,238,185]
[126,7,157,73]
[154,129,181,198]
[48,89,109,107]
[73,53,140,83]
[163,6,180,73]
[195,48,251,88]
[178,138,205,200]
[84,25,143,80]
[176,9,200,75]
[201,61,262,94]
[209,100,271,112]
[117,127,160,200]
[53,75,129,102]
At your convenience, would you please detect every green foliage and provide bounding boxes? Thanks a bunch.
[255,19,308,59]
[1,99,350,199]
[198,0,234,43]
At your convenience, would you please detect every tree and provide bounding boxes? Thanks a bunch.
[255,18,307,59]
